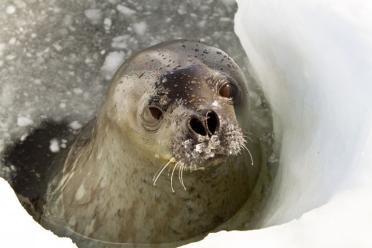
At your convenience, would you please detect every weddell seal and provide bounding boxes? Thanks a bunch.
[3,40,264,244]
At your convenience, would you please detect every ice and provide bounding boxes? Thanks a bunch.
[49,139,60,153]
[0,43,5,56]
[116,4,136,16]
[69,121,82,130]
[132,21,147,36]
[84,9,102,25]
[5,5,16,15]
[8,37,16,45]
[72,88,83,95]
[16,116,33,127]
[111,35,130,49]
[101,51,126,80]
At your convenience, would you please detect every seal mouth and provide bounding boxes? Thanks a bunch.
[171,123,246,170]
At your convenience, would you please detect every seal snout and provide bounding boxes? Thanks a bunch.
[188,110,220,137]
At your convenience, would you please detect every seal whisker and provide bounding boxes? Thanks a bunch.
[180,163,187,191]
[170,161,180,193]
[153,158,175,186]
[242,135,253,141]
[241,143,254,166]
[242,130,254,141]
[178,162,182,187]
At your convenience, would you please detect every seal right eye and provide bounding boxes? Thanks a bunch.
[142,105,163,123]
[149,106,163,120]
[141,106,164,131]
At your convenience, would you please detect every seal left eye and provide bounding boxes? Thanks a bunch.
[219,83,237,99]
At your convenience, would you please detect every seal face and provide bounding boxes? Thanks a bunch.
[143,64,245,170]
[41,40,259,244]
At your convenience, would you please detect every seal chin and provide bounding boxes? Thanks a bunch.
[204,154,227,167]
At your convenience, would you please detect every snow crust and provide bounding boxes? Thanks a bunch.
[0,178,76,247]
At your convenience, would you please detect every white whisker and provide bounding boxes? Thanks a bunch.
[170,161,180,193]
[242,135,253,141]
[242,143,254,166]
[153,158,175,186]
[178,162,182,187]
[180,164,187,191]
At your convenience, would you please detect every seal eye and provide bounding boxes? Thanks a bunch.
[142,106,163,131]
[219,83,237,99]
[149,106,163,120]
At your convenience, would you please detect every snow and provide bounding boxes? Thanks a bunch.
[185,188,372,248]
[0,178,76,247]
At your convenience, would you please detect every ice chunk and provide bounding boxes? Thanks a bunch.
[6,5,16,15]
[103,18,112,32]
[16,116,33,127]
[69,121,82,130]
[132,22,147,36]
[111,35,129,49]
[101,51,125,80]
[84,9,102,25]
[116,5,136,16]
[49,139,60,153]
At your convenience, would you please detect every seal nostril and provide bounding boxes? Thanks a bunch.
[206,111,219,135]
[189,117,207,136]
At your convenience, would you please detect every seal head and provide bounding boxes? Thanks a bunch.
[42,40,256,244]
[103,40,249,170]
